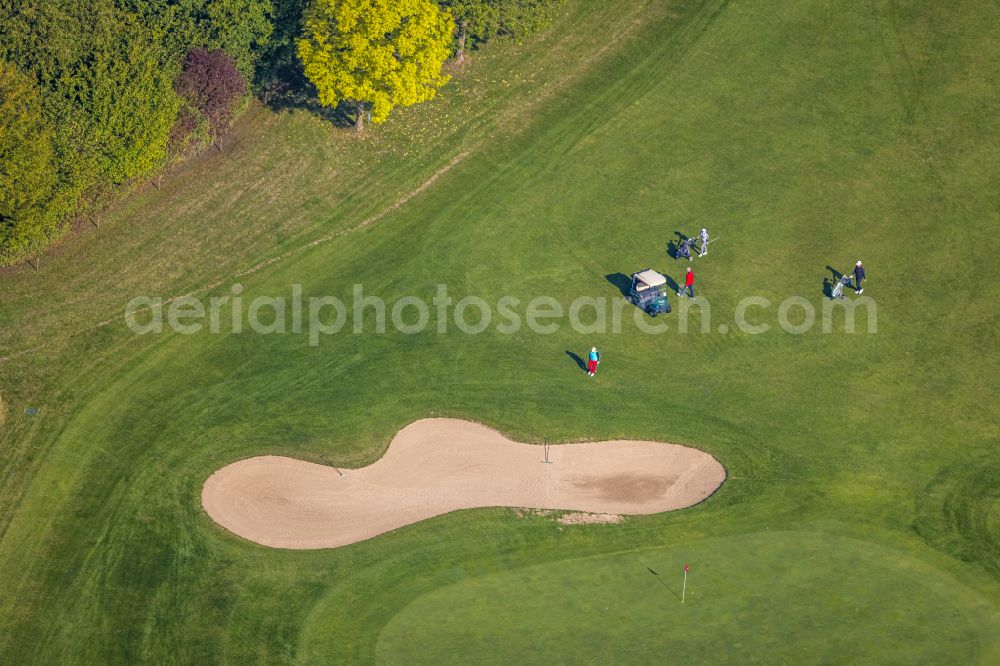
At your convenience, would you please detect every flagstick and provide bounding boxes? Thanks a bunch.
[682,566,688,604]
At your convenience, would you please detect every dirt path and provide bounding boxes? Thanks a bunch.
[202,418,726,549]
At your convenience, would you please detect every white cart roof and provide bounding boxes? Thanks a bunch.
[633,269,667,287]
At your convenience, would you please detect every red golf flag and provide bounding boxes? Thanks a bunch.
[685,563,689,573]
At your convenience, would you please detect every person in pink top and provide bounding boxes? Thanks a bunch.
[587,347,600,377]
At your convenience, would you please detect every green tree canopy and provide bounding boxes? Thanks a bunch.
[0,1,178,200]
[119,0,275,78]
[441,0,563,56]
[205,0,275,77]
[80,16,180,186]
[298,0,453,130]
[0,0,273,264]
[0,61,59,261]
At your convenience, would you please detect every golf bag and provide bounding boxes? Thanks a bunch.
[831,274,852,299]
[675,238,695,260]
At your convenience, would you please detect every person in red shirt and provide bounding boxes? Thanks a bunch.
[678,267,695,299]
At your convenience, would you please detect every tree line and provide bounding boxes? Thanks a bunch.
[0,0,561,265]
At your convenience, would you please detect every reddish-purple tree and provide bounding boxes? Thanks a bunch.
[174,48,247,144]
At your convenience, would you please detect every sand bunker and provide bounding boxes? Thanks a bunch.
[202,418,725,549]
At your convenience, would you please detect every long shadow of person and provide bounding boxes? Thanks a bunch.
[823,277,833,299]
[565,350,586,372]
[826,265,844,281]
[605,273,632,298]
[664,274,680,293]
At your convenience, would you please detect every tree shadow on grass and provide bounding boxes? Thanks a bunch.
[258,64,356,129]
[251,0,358,128]
[565,350,586,372]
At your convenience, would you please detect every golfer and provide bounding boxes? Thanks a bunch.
[587,347,600,377]
[853,260,866,294]
[678,267,695,298]
[699,228,710,256]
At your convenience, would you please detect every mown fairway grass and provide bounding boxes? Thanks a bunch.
[1,0,999,663]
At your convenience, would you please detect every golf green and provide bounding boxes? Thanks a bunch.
[375,531,1000,664]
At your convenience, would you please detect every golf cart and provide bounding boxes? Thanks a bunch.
[628,269,671,316]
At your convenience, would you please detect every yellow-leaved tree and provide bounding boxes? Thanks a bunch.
[298,0,454,131]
